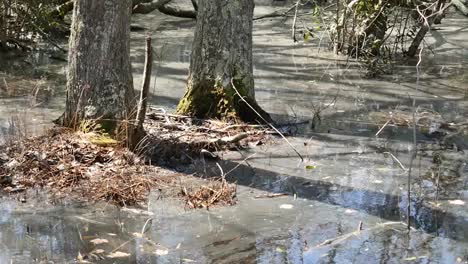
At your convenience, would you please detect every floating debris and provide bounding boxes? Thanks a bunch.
[448,200,465,205]
[107,251,130,259]
[89,238,109,245]
[179,177,237,209]
[279,204,294,209]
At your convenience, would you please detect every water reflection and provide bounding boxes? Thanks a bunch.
[0,1,468,263]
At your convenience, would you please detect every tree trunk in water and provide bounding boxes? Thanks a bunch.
[63,0,136,138]
[176,0,271,123]
[407,0,447,57]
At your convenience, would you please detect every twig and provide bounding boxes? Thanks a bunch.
[406,45,424,230]
[375,119,391,137]
[224,153,256,177]
[254,193,288,199]
[230,79,304,161]
[254,3,296,20]
[315,222,402,248]
[212,133,249,145]
[291,0,301,42]
[136,35,153,128]
[383,152,407,171]
[216,162,225,178]
[221,124,266,131]
[141,217,153,234]
[148,109,192,120]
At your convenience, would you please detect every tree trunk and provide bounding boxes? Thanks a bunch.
[407,0,447,57]
[63,0,136,138]
[176,0,271,123]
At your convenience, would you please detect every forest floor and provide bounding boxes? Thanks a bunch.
[0,113,273,209]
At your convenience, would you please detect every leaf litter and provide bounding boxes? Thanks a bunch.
[0,118,259,207]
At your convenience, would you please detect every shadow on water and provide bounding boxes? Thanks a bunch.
[0,0,468,263]
[209,156,466,239]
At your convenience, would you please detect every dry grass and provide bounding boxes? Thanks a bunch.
[179,177,237,209]
[0,128,175,205]
[369,108,445,128]
[0,126,240,208]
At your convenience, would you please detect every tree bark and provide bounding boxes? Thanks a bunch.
[453,0,468,16]
[63,0,136,138]
[406,0,448,57]
[176,0,271,123]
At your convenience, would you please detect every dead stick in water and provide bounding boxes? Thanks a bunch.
[136,35,153,128]
[291,0,301,42]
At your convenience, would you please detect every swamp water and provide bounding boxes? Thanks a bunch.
[0,1,467,263]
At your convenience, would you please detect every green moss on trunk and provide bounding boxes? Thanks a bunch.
[177,79,272,123]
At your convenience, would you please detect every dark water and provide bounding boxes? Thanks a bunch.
[0,1,467,263]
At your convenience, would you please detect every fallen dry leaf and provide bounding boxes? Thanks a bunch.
[132,232,144,238]
[90,238,109,245]
[107,251,131,258]
[448,200,465,205]
[155,248,169,256]
[279,204,293,209]
[91,249,105,254]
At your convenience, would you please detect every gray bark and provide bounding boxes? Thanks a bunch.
[190,0,255,98]
[63,0,136,132]
[407,0,448,57]
[177,0,271,123]
[453,0,468,16]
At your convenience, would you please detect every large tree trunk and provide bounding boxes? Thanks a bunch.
[176,0,271,123]
[63,0,136,138]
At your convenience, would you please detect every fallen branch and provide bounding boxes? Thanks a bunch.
[452,0,468,15]
[147,109,192,120]
[254,193,288,199]
[253,3,297,20]
[210,133,249,145]
[132,0,171,14]
[221,124,267,131]
[313,222,403,248]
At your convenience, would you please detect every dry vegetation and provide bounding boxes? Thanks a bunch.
[0,127,175,205]
[0,113,272,207]
[142,108,272,164]
[180,177,237,209]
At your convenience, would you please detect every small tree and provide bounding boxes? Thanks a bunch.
[176,0,271,123]
[63,0,136,140]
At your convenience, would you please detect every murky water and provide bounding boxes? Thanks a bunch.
[1,1,467,263]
